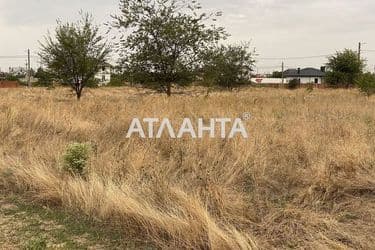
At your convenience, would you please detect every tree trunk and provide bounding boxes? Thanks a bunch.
[75,83,83,101]
[76,90,82,100]
[227,82,233,91]
[166,83,172,97]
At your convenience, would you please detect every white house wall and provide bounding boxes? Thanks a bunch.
[252,77,324,84]
[95,67,111,85]
[286,77,323,84]
[251,78,284,84]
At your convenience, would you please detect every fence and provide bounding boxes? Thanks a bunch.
[0,80,19,88]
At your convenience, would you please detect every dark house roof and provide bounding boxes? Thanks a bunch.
[284,68,326,77]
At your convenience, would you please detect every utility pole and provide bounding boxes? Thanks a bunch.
[27,49,31,87]
[358,42,362,62]
[281,61,285,84]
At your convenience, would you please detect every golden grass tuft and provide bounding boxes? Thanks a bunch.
[0,87,374,249]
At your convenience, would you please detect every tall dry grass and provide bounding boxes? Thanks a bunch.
[0,87,374,249]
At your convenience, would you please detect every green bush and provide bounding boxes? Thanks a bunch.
[107,74,126,87]
[34,67,53,87]
[306,84,314,93]
[85,78,100,88]
[5,74,22,81]
[356,73,375,97]
[288,79,300,89]
[63,143,90,176]
[24,237,47,250]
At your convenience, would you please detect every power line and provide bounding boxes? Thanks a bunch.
[0,55,28,59]
[256,65,282,69]
[257,54,334,60]
[257,48,375,61]
[0,55,38,59]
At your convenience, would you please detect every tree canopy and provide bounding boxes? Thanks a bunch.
[326,49,365,87]
[201,43,255,90]
[35,67,53,87]
[39,13,111,99]
[112,0,227,96]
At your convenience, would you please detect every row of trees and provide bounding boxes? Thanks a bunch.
[39,0,255,99]
[38,0,374,99]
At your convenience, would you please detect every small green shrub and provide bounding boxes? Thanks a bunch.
[288,79,300,89]
[356,73,375,97]
[306,84,314,93]
[85,78,100,88]
[107,74,126,87]
[24,237,47,250]
[63,143,90,176]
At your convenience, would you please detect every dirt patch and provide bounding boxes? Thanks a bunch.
[0,192,146,249]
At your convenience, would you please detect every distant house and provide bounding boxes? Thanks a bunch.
[284,67,326,84]
[95,64,112,86]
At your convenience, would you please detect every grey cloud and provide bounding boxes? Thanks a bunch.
[0,0,117,26]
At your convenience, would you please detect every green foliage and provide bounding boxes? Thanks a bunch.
[34,67,53,87]
[107,74,125,87]
[24,237,47,250]
[288,79,300,89]
[201,43,255,89]
[356,73,375,97]
[306,84,314,93]
[39,12,111,99]
[63,143,90,176]
[85,78,100,88]
[113,0,227,96]
[326,49,365,87]
[5,74,21,81]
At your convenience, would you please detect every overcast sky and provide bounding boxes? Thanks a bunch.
[0,0,374,73]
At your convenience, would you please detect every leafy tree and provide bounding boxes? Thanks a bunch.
[356,73,375,97]
[34,67,53,86]
[112,0,227,96]
[326,49,365,87]
[201,43,255,90]
[39,13,111,100]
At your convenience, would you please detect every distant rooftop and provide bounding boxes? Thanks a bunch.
[284,67,326,77]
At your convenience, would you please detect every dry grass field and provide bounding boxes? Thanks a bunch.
[0,87,374,249]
